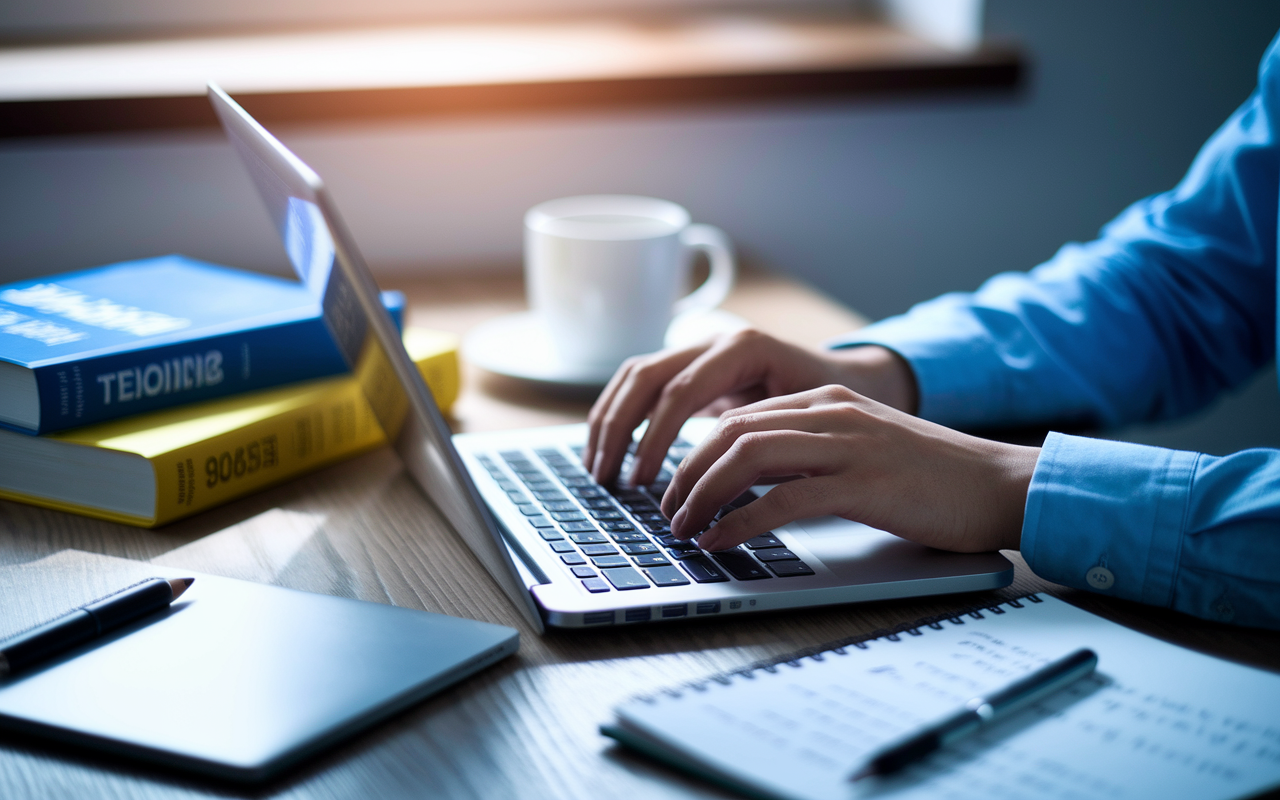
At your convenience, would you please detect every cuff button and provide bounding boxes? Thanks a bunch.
[1085,566,1114,591]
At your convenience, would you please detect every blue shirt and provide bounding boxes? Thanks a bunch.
[834,31,1280,629]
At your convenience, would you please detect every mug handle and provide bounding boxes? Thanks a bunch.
[673,223,736,316]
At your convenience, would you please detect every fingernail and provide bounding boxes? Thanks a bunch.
[670,507,687,537]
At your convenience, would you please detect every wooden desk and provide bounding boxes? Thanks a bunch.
[1,271,1277,799]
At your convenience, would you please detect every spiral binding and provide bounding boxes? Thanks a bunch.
[634,593,1044,704]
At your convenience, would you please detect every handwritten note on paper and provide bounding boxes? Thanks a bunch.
[615,596,1280,800]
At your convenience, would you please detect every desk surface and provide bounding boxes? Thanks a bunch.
[1,270,1278,800]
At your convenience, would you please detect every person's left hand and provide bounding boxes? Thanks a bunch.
[662,385,1040,554]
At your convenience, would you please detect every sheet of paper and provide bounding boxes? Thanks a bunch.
[616,596,1280,800]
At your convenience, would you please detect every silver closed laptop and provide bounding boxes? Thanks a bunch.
[207,84,1012,633]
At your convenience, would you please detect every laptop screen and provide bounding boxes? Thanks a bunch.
[207,83,545,633]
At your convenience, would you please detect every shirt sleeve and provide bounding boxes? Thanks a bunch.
[1024,433,1280,630]
[827,32,1280,628]
[830,33,1280,431]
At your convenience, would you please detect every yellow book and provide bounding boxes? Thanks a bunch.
[0,328,459,528]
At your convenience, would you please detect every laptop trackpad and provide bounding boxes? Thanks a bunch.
[784,516,992,582]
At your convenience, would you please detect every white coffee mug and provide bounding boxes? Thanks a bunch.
[524,195,735,370]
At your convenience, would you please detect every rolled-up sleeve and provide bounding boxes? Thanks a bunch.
[828,32,1280,628]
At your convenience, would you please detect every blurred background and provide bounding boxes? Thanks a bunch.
[3,0,1280,453]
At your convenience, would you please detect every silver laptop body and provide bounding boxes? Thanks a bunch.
[208,85,1013,632]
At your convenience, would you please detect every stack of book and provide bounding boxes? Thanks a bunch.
[0,255,459,527]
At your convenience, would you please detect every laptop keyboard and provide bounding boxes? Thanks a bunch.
[472,440,815,597]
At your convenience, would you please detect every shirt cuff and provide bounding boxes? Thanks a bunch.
[1021,432,1199,607]
[827,308,1009,428]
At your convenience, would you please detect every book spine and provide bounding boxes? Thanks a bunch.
[28,300,406,435]
[151,342,458,527]
[32,318,348,434]
[151,375,384,526]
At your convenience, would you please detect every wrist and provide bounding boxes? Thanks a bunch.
[990,443,1039,551]
[827,345,919,414]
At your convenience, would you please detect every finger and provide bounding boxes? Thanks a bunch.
[589,346,705,484]
[630,334,788,486]
[668,428,845,539]
[662,397,851,518]
[696,476,851,552]
[584,356,639,473]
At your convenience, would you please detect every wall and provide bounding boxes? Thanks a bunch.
[3,0,1280,452]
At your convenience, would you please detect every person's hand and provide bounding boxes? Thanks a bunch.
[662,385,1038,554]
[583,329,917,487]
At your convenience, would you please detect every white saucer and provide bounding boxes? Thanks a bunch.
[462,309,750,388]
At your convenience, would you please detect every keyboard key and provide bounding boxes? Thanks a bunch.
[549,540,576,553]
[680,556,729,583]
[526,516,556,529]
[712,550,772,580]
[569,532,609,544]
[755,548,800,562]
[665,540,698,553]
[580,544,619,556]
[561,553,586,566]
[611,532,650,543]
[551,511,587,522]
[532,490,568,502]
[633,554,671,567]
[592,555,630,568]
[537,528,564,541]
[544,501,579,513]
[767,560,816,577]
[561,521,598,533]
[561,476,595,487]
[744,533,784,549]
[615,489,649,504]
[570,486,607,499]
[634,512,666,523]
[602,566,650,590]
[640,520,672,534]
[589,509,624,521]
[666,549,704,560]
[620,542,659,555]
[516,504,541,516]
[499,450,526,461]
[581,577,610,593]
[644,566,691,587]
[600,521,637,532]
[654,534,680,546]
[581,497,616,510]
[571,566,597,578]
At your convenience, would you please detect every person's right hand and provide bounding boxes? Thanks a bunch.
[582,329,918,487]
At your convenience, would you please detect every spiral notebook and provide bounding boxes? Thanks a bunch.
[603,595,1280,800]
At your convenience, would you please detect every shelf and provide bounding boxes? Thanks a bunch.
[0,15,1022,137]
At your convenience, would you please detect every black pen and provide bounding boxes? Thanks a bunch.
[0,577,194,678]
[850,647,1098,781]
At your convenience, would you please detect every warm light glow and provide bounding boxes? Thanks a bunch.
[0,17,950,101]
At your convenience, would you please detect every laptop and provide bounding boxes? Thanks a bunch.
[207,84,1013,633]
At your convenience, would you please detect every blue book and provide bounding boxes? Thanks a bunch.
[0,255,404,434]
